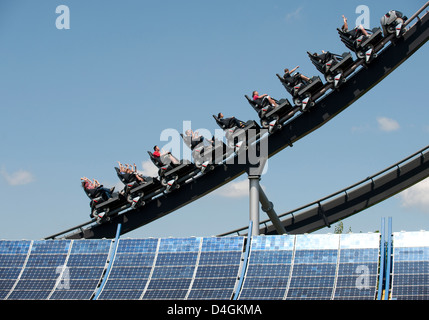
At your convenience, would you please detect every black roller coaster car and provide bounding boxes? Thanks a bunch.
[337,27,384,63]
[244,95,295,132]
[381,10,407,38]
[213,115,262,151]
[82,184,129,223]
[307,51,355,88]
[147,151,198,192]
[114,167,163,208]
[276,74,324,110]
[181,133,233,171]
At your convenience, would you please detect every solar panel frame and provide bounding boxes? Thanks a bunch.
[141,237,203,300]
[391,231,429,300]
[284,234,339,300]
[333,233,381,300]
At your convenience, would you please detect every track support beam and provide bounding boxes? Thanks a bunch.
[259,187,287,235]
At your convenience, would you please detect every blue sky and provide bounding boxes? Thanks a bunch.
[0,0,428,240]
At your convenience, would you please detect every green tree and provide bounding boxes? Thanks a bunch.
[334,221,344,234]
[334,221,352,234]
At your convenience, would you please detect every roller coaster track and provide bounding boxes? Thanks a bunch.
[47,5,429,240]
[219,144,429,236]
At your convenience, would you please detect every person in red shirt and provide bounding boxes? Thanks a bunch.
[153,145,180,166]
[252,91,278,108]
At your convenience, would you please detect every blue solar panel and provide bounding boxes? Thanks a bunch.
[0,240,31,254]
[97,238,159,300]
[26,254,68,267]
[0,255,28,268]
[158,237,201,253]
[195,265,240,278]
[0,240,31,299]
[50,290,96,300]
[6,240,72,300]
[287,287,334,300]
[20,267,59,279]
[198,251,242,265]
[187,237,244,300]
[143,289,188,300]
[151,265,195,279]
[116,238,158,253]
[156,252,198,266]
[239,288,285,300]
[49,239,112,300]
[239,235,294,300]
[201,237,244,252]
[191,277,237,289]
[138,238,202,300]
[98,290,142,300]
[113,253,156,267]
[391,231,429,300]
[103,279,149,290]
[286,234,339,300]
[0,239,114,300]
[187,289,235,300]
[333,233,380,300]
[70,239,112,254]
[8,290,51,300]
[67,254,109,267]
[0,268,21,279]
[148,278,192,290]
[30,240,71,254]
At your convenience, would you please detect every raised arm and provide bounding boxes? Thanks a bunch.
[290,66,299,74]
[342,15,348,30]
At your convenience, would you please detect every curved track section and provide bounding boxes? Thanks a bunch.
[50,7,429,240]
[220,145,429,236]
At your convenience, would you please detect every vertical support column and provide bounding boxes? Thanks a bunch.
[377,217,386,300]
[247,142,267,236]
[248,175,260,236]
[384,217,393,300]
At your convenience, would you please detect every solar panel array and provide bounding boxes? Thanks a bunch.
[0,239,112,300]
[333,233,380,300]
[238,233,380,300]
[97,237,244,300]
[391,231,429,300]
[3,231,421,301]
